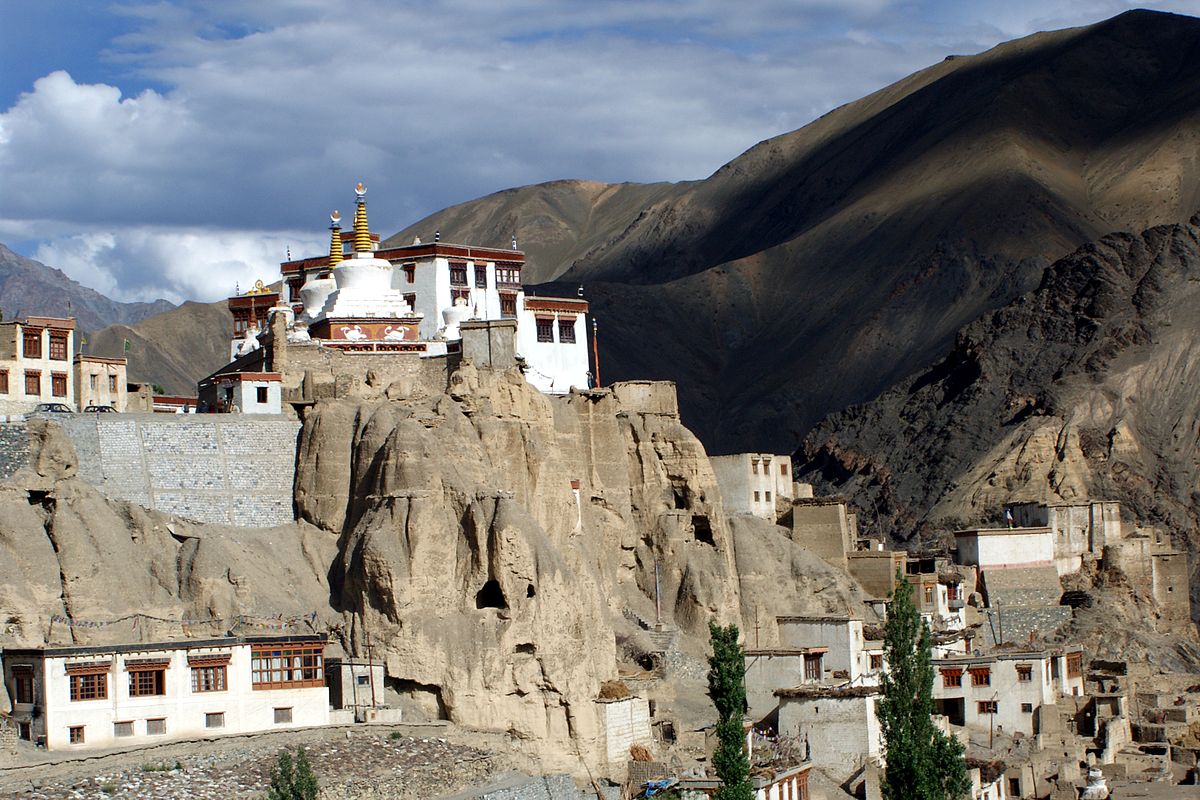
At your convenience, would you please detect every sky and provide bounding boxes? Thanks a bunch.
[2,1,1199,305]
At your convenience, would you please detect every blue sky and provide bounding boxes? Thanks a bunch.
[2,0,1198,303]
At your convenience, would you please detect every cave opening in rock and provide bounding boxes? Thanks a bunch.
[672,483,688,510]
[526,583,536,598]
[384,677,449,721]
[476,579,509,610]
[514,642,537,655]
[692,515,714,545]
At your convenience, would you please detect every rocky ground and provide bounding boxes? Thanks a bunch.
[0,724,514,800]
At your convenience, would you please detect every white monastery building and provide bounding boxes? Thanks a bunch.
[207,183,592,409]
[2,635,329,750]
[710,453,794,519]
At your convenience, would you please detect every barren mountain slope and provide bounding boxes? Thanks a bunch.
[0,244,173,333]
[797,216,1200,557]
[87,301,234,395]
[387,10,1200,452]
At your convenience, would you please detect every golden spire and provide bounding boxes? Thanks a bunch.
[352,182,372,254]
[328,210,343,267]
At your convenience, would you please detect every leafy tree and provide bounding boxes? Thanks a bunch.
[878,570,971,800]
[266,747,318,800]
[707,622,754,800]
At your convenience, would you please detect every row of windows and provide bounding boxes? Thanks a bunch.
[534,318,577,344]
[65,708,294,745]
[87,374,119,392]
[750,461,788,476]
[0,370,68,397]
[752,490,773,503]
[20,331,70,361]
[64,647,323,701]
[974,701,1035,715]
[396,262,521,288]
[941,665,1035,688]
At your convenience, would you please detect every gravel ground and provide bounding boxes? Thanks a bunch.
[0,725,505,799]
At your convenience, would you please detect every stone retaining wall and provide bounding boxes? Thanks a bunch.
[0,422,29,480]
[1,414,301,527]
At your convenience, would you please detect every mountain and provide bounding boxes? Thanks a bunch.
[798,215,1200,546]
[384,10,1200,453]
[87,301,233,395]
[0,244,173,333]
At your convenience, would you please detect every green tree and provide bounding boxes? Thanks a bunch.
[707,622,753,800]
[266,747,318,800]
[878,571,971,800]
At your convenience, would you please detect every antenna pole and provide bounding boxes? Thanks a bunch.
[591,318,601,388]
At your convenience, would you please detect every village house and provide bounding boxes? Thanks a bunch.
[709,453,794,519]
[931,647,1085,738]
[1007,500,1122,575]
[775,684,882,785]
[203,183,593,410]
[0,316,76,415]
[790,495,857,571]
[2,635,329,750]
[73,355,129,411]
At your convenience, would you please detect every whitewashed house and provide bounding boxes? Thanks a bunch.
[2,635,329,750]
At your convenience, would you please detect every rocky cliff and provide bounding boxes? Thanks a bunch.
[797,216,1200,569]
[0,371,866,767]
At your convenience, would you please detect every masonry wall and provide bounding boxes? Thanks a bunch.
[0,422,29,480]
[848,552,900,600]
[599,696,651,763]
[777,695,879,783]
[791,501,852,570]
[16,415,300,527]
[745,653,806,717]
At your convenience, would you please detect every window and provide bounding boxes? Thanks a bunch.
[765,491,772,502]
[109,375,117,392]
[475,265,487,288]
[251,644,324,689]
[449,262,468,286]
[68,726,85,744]
[402,263,416,284]
[256,386,268,404]
[781,463,788,475]
[49,334,67,361]
[870,654,883,671]
[977,700,998,714]
[146,718,166,735]
[1066,653,1083,678]
[970,668,991,687]
[451,288,471,303]
[1016,665,1033,683]
[51,373,67,397]
[24,370,40,396]
[356,675,370,686]
[495,266,520,286]
[129,667,167,697]
[12,667,33,703]
[1022,703,1034,713]
[274,707,293,724]
[803,653,823,681]
[22,330,41,358]
[403,293,417,310]
[924,586,935,605]
[17,722,30,741]
[941,669,963,688]
[205,712,225,729]
[69,671,108,701]
[535,318,554,343]
[558,318,576,344]
[499,293,517,318]
[0,369,7,394]
[753,491,760,502]
[114,721,133,738]
[751,460,758,475]
[191,665,227,693]
[89,374,98,392]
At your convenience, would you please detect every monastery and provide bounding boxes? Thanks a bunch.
[200,183,592,411]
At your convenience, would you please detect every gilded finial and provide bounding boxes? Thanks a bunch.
[352,181,372,254]
[329,209,344,266]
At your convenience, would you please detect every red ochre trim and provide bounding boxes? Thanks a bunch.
[280,244,524,274]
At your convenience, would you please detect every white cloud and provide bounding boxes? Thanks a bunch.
[32,227,326,303]
[1,0,1197,302]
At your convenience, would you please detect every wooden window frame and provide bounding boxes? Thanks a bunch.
[474,265,487,288]
[24,370,41,396]
[191,665,228,693]
[109,374,118,392]
[68,670,109,701]
[256,386,269,404]
[48,334,68,361]
[970,668,991,687]
[146,717,166,735]
[68,725,85,744]
[557,317,576,344]
[870,654,883,671]
[274,706,294,724]
[12,666,34,704]
[1066,653,1083,678]
[403,292,417,310]
[1016,665,1033,683]
[449,262,468,287]
[402,263,416,284]
[22,330,42,359]
[51,373,67,398]
[803,653,823,681]
[499,292,517,318]
[941,668,963,688]
[977,700,998,714]
[251,644,324,690]
[1021,702,1034,713]
[535,317,554,343]
[128,667,167,697]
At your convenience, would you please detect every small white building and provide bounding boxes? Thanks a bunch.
[1008,501,1122,575]
[0,316,76,415]
[777,616,879,684]
[516,295,592,394]
[200,371,283,415]
[2,635,329,750]
[953,527,1055,572]
[710,453,794,519]
[931,647,1084,737]
[776,685,881,785]
[74,355,128,411]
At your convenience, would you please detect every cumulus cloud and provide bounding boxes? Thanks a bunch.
[0,0,1196,302]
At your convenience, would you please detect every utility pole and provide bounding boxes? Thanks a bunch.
[591,318,601,388]
[654,559,662,625]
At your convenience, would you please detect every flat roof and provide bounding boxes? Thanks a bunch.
[776,615,861,624]
[775,684,881,699]
[3,634,326,659]
[953,526,1052,537]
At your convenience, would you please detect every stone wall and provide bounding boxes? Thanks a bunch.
[443,774,587,800]
[599,696,651,763]
[28,414,300,527]
[0,717,16,756]
[0,421,29,480]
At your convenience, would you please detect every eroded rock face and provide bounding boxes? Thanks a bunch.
[294,370,744,766]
